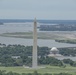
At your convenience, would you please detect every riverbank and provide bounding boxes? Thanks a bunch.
[55,39,76,44]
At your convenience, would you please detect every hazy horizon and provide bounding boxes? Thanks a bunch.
[0,0,76,20]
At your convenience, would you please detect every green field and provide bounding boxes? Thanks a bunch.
[0,66,76,75]
[0,31,76,40]
[0,31,75,39]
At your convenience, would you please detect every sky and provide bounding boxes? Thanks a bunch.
[0,0,76,20]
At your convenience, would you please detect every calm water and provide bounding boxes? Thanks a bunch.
[56,56,76,61]
[0,19,76,24]
[0,36,76,48]
[0,23,33,33]
[0,23,76,48]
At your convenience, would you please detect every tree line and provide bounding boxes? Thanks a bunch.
[0,44,63,67]
[59,47,76,56]
[55,39,76,44]
[0,44,76,67]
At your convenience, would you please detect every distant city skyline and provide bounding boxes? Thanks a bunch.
[0,0,76,20]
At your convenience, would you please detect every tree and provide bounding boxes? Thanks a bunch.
[33,71,39,75]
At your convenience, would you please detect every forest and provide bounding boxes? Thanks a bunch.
[0,44,76,67]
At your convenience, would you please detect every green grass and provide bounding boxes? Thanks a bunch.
[0,32,67,39]
[0,66,76,74]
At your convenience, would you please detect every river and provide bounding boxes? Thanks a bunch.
[0,23,76,48]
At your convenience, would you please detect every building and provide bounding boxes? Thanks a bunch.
[48,47,62,57]
[11,56,20,59]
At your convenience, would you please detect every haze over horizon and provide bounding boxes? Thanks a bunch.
[0,0,76,20]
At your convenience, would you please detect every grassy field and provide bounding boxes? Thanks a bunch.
[0,31,76,40]
[0,66,76,75]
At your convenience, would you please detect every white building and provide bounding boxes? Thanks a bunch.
[48,47,62,57]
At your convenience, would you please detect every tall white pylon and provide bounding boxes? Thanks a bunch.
[32,18,37,69]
